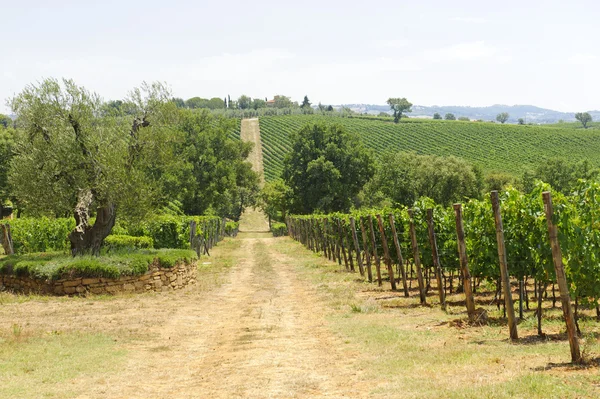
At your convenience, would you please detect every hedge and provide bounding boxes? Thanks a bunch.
[103,235,154,251]
[0,249,197,280]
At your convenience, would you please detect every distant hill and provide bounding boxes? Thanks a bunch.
[338,104,600,124]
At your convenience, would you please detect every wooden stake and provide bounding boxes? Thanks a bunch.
[350,217,365,277]
[408,209,427,304]
[368,216,383,286]
[376,214,396,290]
[337,219,349,270]
[388,214,409,297]
[360,217,373,282]
[542,191,581,363]
[453,204,476,318]
[490,191,518,340]
[426,209,446,311]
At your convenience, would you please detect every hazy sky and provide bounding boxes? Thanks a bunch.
[1,0,599,112]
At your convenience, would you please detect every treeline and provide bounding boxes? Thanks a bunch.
[1,78,259,254]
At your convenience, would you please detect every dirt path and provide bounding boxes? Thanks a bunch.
[52,235,360,398]
[239,118,269,232]
[240,118,264,183]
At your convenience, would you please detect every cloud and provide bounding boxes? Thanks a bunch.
[449,16,487,24]
[420,41,511,64]
[567,53,599,65]
[375,39,411,49]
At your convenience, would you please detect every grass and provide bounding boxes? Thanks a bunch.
[0,331,126,398]
[0,248,197,280]
[0,237,241,397]
[272,237,600,398]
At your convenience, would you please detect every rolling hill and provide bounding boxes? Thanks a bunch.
[256,115,600,182]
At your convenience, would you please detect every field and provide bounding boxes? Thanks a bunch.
[257,115,600,181]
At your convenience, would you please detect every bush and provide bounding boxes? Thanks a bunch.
[271,222,288,237]
[225,221,239,236]
[104,235,154,251]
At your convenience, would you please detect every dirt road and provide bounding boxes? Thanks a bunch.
[64,235,361,398]
[239,118,270,232]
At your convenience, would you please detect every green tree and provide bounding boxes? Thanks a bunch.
[252,99,266,109]
[185,97,207,109]
[171,97,186,108]
[433,112,442,120]
[274,95,294,109]
[174,110,260,219]
[458,116,470,121]
[518,118,525,125]
[326,105,334,112]
[0,114,12,128]
[386,97,412,123]
[260,179,290,223]
[301,95,311,109]
[282,122,375,213]
[9,78,177,255]
[496,112,509,124]
[237,95,252,110]
[575,112,592,128]
[362,152,483,207]
[444,113,456,120]
[531,158,597,194]
[207,97,225,110]
[484,172,515,192]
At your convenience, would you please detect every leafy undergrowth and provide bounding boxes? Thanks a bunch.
[274,238,600,399]
[0,249,197,280]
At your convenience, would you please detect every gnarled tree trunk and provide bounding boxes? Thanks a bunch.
[68,190,116,256]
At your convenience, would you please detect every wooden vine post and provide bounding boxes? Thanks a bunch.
[490,191,518,340]
[360,217,374,282]
[388,214,409,297]
[337,219,349,270]
[343,221,355,272]
[542,191,581,363]
[407,209,427,304]
[453,204,476,318]
[426,209,446,310]
[349,217,365,277]
[376,214,397,290]
[367,216,383,286]
[322,219,330,259]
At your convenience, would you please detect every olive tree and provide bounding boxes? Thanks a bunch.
[9,78,176,255]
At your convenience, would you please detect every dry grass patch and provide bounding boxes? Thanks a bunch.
[274,238,600,399]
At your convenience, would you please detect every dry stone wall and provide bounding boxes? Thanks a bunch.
[0,259,197,295]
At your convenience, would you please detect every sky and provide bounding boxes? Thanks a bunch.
[1,0,599,113]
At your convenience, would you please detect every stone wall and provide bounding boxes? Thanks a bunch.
[0,259,197,296]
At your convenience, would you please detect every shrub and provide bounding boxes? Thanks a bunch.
[271,222,288,237]
[225,221,239,236]
[104,235,154,251]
